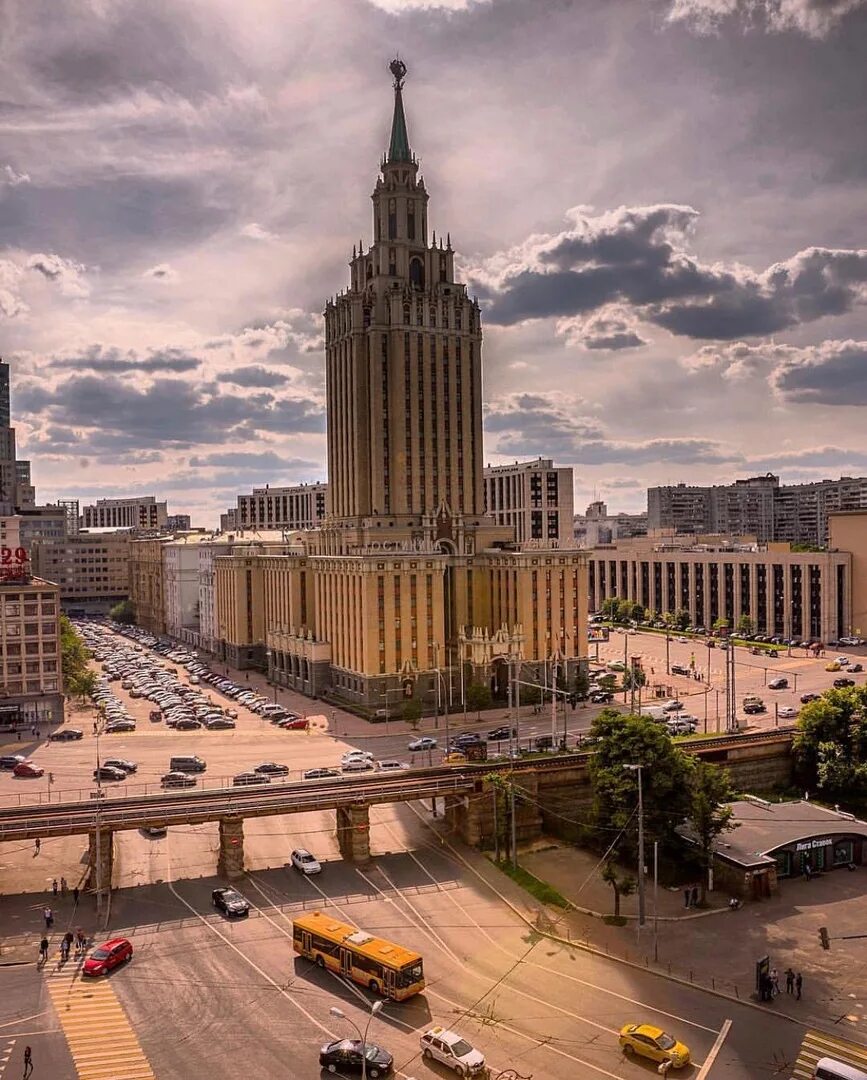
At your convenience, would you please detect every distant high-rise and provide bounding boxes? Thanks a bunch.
[81,496,168,530]
[0,359,35,516]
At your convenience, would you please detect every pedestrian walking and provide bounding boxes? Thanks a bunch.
[683,888,690,908]
[771,967,780,996]
[691,886,699,908]
[61,876,67,896]
[52,878,58,897]
[33,838,40,856]
[60,937,68,962]
[76,928,86,953]
[39,937,48,963]
[64,931,74,959]
[43,906,53,929]
[796,972,803,1000]
[23,1045,32,1079]
[72,886,79,905]
[786,968,795,994]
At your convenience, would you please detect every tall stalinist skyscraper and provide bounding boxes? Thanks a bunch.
[325,58,483,523]
[216,62,588,710]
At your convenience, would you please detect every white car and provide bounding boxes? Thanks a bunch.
[290,848,321,875]
[778,705,797,718]
[341,749,374,763]
[836,656,850,667]
[341,758,375,772]
[419,1027,486,1076]
[662,700,684,712]
[377,760,411,772]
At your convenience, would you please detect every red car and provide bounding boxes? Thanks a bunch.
[83,937,133,977]
[277,716,309,730]
[12,760,44,778]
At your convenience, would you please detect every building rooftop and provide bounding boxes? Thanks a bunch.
[681,798,867,869]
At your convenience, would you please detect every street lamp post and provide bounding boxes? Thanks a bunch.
[329,1002,383,1080]
[265,649,277,703]
[622,763,646,928]
[94,718,104,916]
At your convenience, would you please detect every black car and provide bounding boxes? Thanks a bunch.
[212,887,250,917]
[302,767,340,780]
[487,726,516,741]
[589,691,614,704]
[93,765,127,782]
[670,664,691,676]
[48,728,84,741]
[254,762,289,776]
[174,718,202,730]
[318,1040,393,1078]
[801,692,819,704]
[0,754,26,770]
[452,732,483,747]
[160,771,197,788]
[232,771,270,786]
[834,677,855,688]
[103,759,137,774]
[743,702,766,714]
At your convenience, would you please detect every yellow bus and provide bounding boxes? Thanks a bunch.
[293,911,425,1000]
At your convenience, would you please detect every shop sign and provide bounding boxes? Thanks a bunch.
[0,546,29,584]
[794,837,833,852]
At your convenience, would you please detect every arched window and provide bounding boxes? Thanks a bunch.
[439,255,447,283]
[409,258,425,290]
[388,198,397,240]
[407,200,416,241]
[388,247,397,276]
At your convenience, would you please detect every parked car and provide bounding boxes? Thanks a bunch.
[83,937,133,977]
[377,760,411,772]
[302,767,340,780]
[778,706,797,719]
[341,758,375,772]
[290,848,322,874]
[419,1027,485,1077]
[834,677,856,688]
[743,702,766,714]
[276,716,309,730]
[232,771,270,786]
[94,765,128,782]
[801,692,819,704]
[103,759,137,774]
[13,760,43,778]
[254,762,289,776]
[48,728,84,742]
[160,771,197,789]
[850,664,863,673]
[212,887,250,916]
[0,754,26,770]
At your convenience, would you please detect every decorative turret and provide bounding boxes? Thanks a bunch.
[387,59,412,163]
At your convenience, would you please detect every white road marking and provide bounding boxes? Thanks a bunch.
[695,1018,732,1079]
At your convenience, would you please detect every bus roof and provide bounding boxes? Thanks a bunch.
[294,910,421,969]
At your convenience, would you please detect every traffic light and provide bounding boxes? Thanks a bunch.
[819,926,830,950]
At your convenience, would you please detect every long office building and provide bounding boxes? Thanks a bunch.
[30,532,131,614]
[586,531,851,643]
[82,496,168,531]
[648,474,867,545]
[483,458,574,548]
[235,483,327,531]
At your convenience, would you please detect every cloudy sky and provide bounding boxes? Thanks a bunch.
[1,0,865,525]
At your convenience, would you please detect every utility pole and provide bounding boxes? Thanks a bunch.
[653,840,659,962]
[510,778,518,869]
[665,634,671,676]
[550,655,558,744]
[623,764,645,927]
[492,787,500,862]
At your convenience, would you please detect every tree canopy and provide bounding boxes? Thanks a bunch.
[109,598,137,625]
[466,683,493,717]
[60,614,90,688]
[794,686,867,798]
[685,760,735,902]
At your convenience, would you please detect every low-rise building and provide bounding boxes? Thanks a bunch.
[30,532,131,614]
[82,496,168,531]
[587,531,850,642]
[0,560,64,724]
[574,500,648,546]
[163,535,210,644]
[166,514,192,532]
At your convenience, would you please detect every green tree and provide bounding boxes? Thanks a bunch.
[601,597,620,621]
[402,698,423,729]
[712,617,730,634]
[661,611,675,629]
[601,859,636,920]
[466,683,493,718]
[630,603,647,624]
[573,670,590,700]
[793,687,867,797]
[109,598,137,625]
[674,609,691,631]
[622,666,647,691]
[686,761,735,904]
[60,614,90,687]
[735,614,754,636]
[617,598,634,623]
[588,710,695,856]
[67,668,98,704]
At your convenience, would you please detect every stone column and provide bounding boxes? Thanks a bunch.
[336,804,370,863]
[217,816,245,880]
[87,826,114,894]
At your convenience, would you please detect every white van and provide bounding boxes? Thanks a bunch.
[813,1058,867,1080]
[638,706,669,723]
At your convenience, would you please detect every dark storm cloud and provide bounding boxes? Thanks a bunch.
[474,206,867,340]
[772,339,867,404]
[484,392,736,465]
[15,373,324,453]
[50,345,201,375]
[224,366,289,388]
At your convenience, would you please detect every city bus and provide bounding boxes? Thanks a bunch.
[293,911,425,1000]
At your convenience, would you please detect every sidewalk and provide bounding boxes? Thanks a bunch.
[517,840,867,1039]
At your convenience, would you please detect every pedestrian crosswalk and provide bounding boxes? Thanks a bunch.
[45,962,154,1079]
[792,1028,867,1078]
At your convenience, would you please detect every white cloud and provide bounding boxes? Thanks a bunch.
[666,0,865,38]
[239,223,279,242]
[26,253,89,298]
[557,305,649,351]
[1,164,31,187]
[364,0,493,10]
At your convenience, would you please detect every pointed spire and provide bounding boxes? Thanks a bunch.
[387,58,411,163]
[446,232,451,250]
[432,229,436,247]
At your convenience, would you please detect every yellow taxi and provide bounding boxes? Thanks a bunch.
[826,662,842,671]
[619,1023,690,1068]
[443,751,468,764]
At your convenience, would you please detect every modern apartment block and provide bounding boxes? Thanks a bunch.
[235,484,327,532]
[648,474,867,545]
[30,532,131,614]
[0,567,64,724]
[574,500,648,547]
[82,496,168,531]
[483,459,574,548]
[586,532,851,643]
[166,514,192,532]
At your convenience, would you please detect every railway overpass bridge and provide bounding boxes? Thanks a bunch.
[0,729,795,896]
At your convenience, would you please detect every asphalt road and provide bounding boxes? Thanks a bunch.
[73,798,803,1080]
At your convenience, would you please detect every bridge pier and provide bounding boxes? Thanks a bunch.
[217,816,245,880]
[87,826,114,895]
[336,804,370,863]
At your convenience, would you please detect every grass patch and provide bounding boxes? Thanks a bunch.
[493,860,571,910]
[602,914,627,926]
